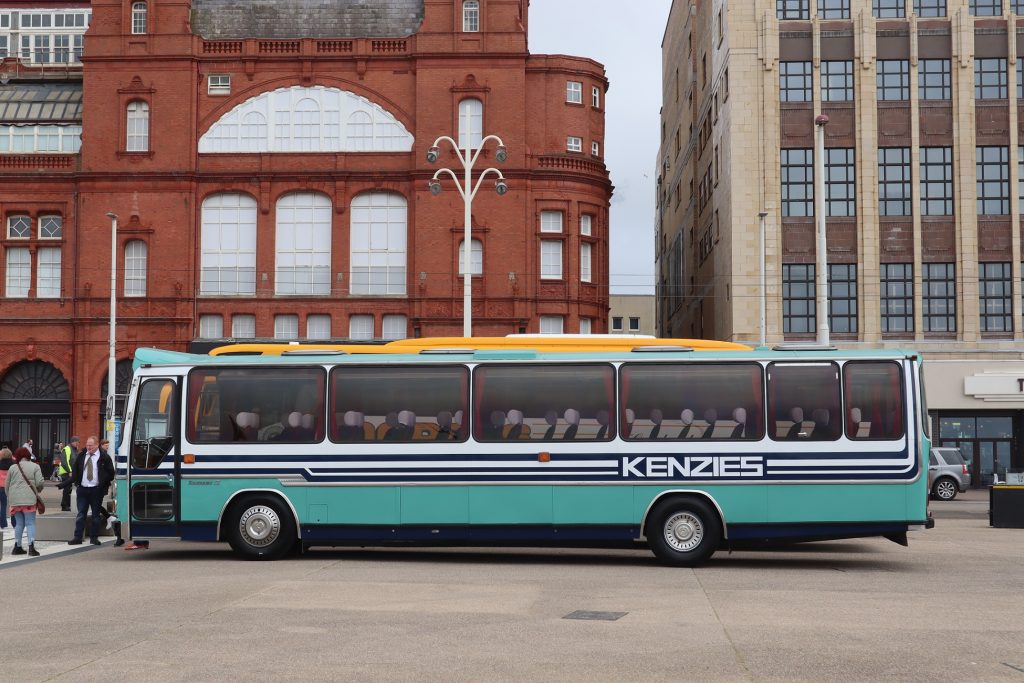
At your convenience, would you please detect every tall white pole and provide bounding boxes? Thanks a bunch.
[463,153,473,338]
[758,211,768,348]
[106,212,118,447]
[813,115,830,346]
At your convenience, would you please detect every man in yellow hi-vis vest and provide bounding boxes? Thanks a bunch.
[58,436,79,511]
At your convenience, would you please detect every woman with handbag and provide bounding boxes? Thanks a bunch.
[5,446,44,556]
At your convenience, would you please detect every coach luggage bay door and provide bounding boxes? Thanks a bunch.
[127,377,179,536]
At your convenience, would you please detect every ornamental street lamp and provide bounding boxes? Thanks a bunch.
[426,134,508,337]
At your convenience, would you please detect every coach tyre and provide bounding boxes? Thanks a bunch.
[647,498,722,567]
[227,496,296,560]
[932,477,958,501]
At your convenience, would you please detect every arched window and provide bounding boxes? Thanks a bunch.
[350,192,407,296]
[131,2,147,35]
[346,111,373,151]
[458,239,482,275]
[292,98,321,151]
[458,98,483,150]
[124,240,147,297]
[200,193,257,295]
[240,112,268,151]
[463,1,480,32]
[275,192,332,295]
[126,101,149,152]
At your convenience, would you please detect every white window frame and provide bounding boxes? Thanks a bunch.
[349,192,407,296]
[349,314,374,340]
[199,314,223,339]
[629,316,641,332]
[200,193,258,296]
[540,240,563,280]
[539,315,564,334]
[274,314,299,340]
[540,210,563,233]
[611,316,623,332]
[458,239,483,275]
[462,0,480,32]
[232,314,256,338]
[580,215,593,236]
[5,247,30,297]
[36,246,60,298]
[580,242,592,283]
[458,98,483,150]
[131,2,147,35]
[306,314,332,340]
[566,81,583,104]
[592,141,600,157]
[592,86,601,108]
[580,318,592,335]
[567,136,583,153]
[275,192,332,296]
[208,74,231,96]
[7,216,31,239]
[126,100,149,152]
[382,314,407,340]
[38,215,62,239]
[123,239,147,297]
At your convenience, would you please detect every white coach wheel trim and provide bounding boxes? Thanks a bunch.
[662,510,705,552]
[639,490,728,541]
[239,504,281,547]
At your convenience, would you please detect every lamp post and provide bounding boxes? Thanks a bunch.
[758,210,768,348]
[426,134,508,337]
[106,212,118,449]
[813,114,830,346]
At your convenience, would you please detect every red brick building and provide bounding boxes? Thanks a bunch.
[0,0,611,457]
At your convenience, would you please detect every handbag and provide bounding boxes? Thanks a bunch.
[14,459,45,515]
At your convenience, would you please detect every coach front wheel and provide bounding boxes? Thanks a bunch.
[647,498,722,567]
[226,496,296,560]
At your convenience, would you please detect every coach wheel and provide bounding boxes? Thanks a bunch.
[647,498,722,567]
[932,478,958,501]
[226,496,296,560]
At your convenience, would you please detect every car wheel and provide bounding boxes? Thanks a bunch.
[226,495,296,560]
[932,478,958,501]
[647,498,722,567]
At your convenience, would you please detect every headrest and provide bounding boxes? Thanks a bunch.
[564,408,580,425]
[680,409,694,425]
[301,414,314,429]
[625,408,635,423]
[437,411,452,428]
[850,407,862,423]
[507,409,523,426]
[790,406,804,422]
[385,412,399,428]
[545,409,559,426]
[490,410,506,427]
[248,412,260,429]
[288,411,302,428]
[453,410,463,424]
[733,407,746,424]
[650,408,663,424]
[343,410,363,428]
[596,409,609,426]
[235,412,251,428]
[704,408,717,423]
[812,408,829,426]
[398,410,416,427]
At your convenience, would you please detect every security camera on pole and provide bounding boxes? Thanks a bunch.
[426,133,508,337]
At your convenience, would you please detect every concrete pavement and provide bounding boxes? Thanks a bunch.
[0,488,1020,682]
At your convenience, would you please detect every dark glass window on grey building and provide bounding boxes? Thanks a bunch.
[877,60,910,100]
[970,0,1002,16]
[1018,61,1024,100]
[1019,145,1024,205]
[980,262,1013,333]
[921,147,954,216]
[780,62,813,102]
[881,263,914,334]
[821,61,854,101]
[829,264,858,334]
[777,0,810,20]
[914,0,947,16]
[826,148,856,216]
[818,0,850,18]
[782,148,814,217]
[1015,0,1024,14]
[783,264,816,334]
[878,147,911,216]
[923,263,956,333]
[976,146,1009,215]
[873,0,905,17]
[975,58,1008,100]
[919,59,951,100]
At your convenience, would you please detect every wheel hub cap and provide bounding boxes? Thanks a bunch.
[664,512,704,552]
[240,505,281,547]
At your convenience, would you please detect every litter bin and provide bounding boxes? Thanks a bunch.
[990,485,1024,528]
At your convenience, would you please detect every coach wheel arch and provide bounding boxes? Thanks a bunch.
[644,494,724,567]
[641,490,727,540]
[218,490,301,556]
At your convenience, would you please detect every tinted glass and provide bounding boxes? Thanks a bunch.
[843,362,905,440]
[768,363,842,441]
[131,378,175,469]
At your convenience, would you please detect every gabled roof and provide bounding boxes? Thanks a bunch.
[191,0,424,40]
[0,82,82,124]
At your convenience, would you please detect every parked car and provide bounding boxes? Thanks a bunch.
[928,447,971,501]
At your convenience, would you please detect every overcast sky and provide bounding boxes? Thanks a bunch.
[528,0,672,296]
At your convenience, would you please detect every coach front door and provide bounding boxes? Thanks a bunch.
[127,377,179,536]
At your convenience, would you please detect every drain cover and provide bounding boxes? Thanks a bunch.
[563,610,627,621]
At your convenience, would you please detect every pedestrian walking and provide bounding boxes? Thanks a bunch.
[6,446,44,556]
[68,436,114,546]
[0,448,12,530]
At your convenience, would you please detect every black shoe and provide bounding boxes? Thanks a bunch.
[90,538,101,545]
[67,538,83,545]
[114,538,125,547]
[28,544,39,557]
[60,507,71,512]
[11,545,26,555]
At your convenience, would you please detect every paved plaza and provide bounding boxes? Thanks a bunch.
[1,488,1021,682]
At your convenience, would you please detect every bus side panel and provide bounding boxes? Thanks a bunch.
[402,487,470,524]
[632,486,768,526]
[764,484,911,523]
[314,486,399,524]
[178,479,304,533]
[553,486,633,524]
[469,486,553,524]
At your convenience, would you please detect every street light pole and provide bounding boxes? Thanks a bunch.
[106,212,118,449]
[427,134,508,337]
[813,114,830,346]
[758,210,768,348]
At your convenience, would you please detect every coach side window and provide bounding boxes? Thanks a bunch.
[473,364,615,442]
[186,367,326,444]
[620,363,764,440]
[843,361,904,440]
[329,365,469,443]
[767,362,842,441]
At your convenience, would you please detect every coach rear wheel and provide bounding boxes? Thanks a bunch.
[647,498,722,567]
[226,496,296,560]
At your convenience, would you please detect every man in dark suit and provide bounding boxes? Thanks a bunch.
[68,435,115,546]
